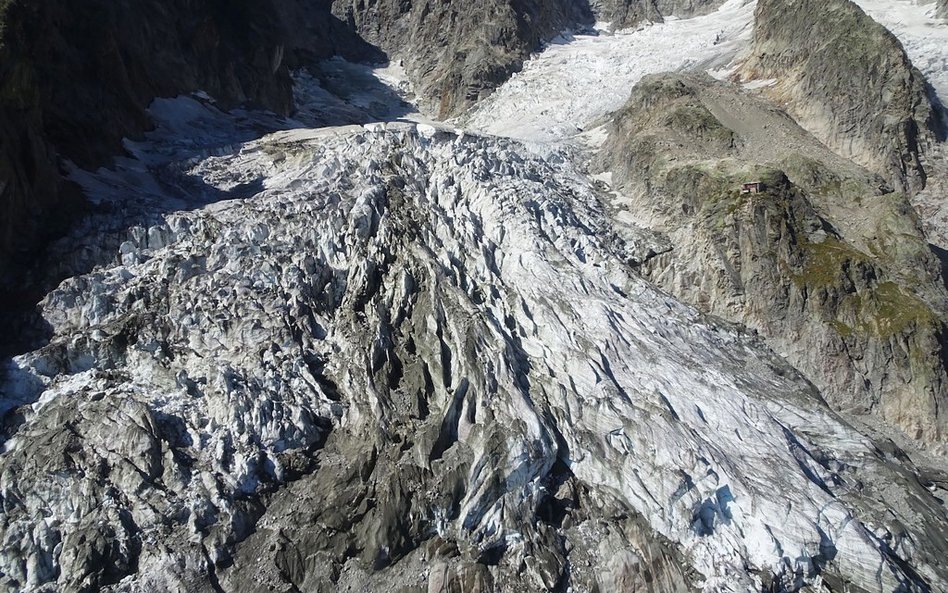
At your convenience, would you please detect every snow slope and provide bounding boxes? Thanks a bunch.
[462,0,756,143]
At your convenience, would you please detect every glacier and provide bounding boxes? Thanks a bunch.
[2,2,948,592]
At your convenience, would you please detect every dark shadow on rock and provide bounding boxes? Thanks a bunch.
[0,285,55,360]
[0,47,419,364]
[291,58,417,127]
[536,458,577,529]
[543,23,602,47]
[930,244,948,292]
[924,80,948,143]
[0,2,396,358]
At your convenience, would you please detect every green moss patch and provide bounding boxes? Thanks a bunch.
[658,163,800,241]
[794,237,869,287]
[834,282,937,339]
[662,105,735,146]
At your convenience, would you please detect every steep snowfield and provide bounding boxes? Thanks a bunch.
[851,0,948,108]
[463,0,756,143]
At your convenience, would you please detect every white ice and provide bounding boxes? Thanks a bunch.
[461,0,757,143]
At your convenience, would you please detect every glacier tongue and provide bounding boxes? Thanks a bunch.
[3,107,947,592]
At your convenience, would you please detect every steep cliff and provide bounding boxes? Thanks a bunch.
[331,0,593,117]
[0,40,72,294]
[590,0,727,29]
[739,0,943,194]
[600,73,948,443]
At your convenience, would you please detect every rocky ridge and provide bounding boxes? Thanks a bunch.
[739,0,943,193]
[599,72,948,444]
[590,0,728,29]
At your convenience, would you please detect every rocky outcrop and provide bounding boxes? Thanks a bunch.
[932,0,948,19]
[331,0,593,117]
[739,0,942,193]
[590,0,727,29]
[2,115,947,592]
[600,73,948,443]
[0,58,78,298]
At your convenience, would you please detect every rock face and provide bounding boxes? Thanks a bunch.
[590,0,727,29]
[934,0,948,19]
[600,72,948,443]
[0,0,372,286]
[0,54,75,297]
[2,111,948,592]
[739,0,943,194]
[331,0,593,117]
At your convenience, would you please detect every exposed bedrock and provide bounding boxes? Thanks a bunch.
[739,0,944,194]
[589,0,728,29]
[600,73,948,444]
[331,0,594,117]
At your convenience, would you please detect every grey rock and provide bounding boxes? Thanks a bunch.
[590,0,727,29]
[739,0,943,193]
[331,0,593,117]
[600,72,948,444]
[931,0,948,19]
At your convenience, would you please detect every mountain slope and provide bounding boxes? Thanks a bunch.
[463,0,756,142]
[591,0,728,29]
[2,1,948,592]
[2,111,947,592]
[0,0,373,287]
[331,0,594,117]
[599,72,948,444]
[739,0,943,193]
[849,0,948,109]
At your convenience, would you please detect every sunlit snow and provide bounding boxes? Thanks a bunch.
[462,0,756,143]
